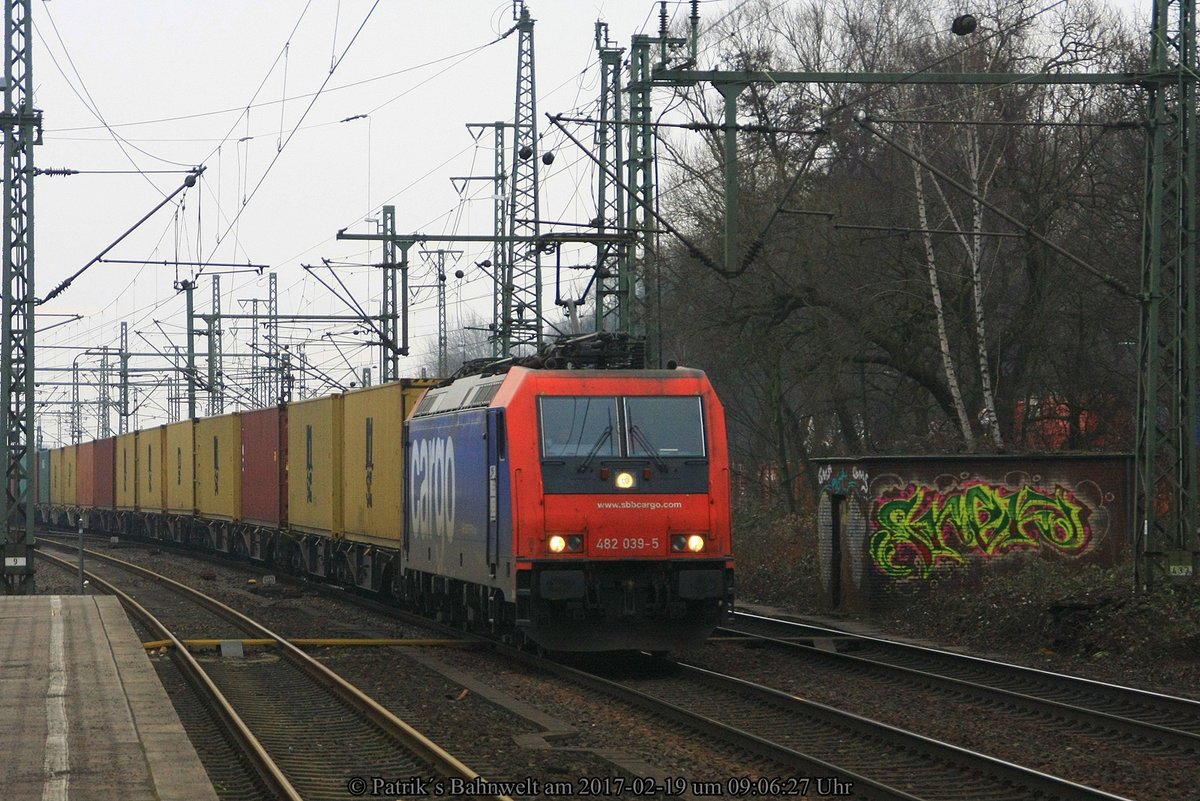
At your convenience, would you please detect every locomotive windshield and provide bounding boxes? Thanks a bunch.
[539,395,706,459]
[625,397,706,457]
[540,397,619,458]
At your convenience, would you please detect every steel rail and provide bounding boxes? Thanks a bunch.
[520,641,1130,799]
[37,549,302,801]
[731,610,1200,735]
[38,539,514,801]
[504,646,925,801]
[667,659,1133,801]
[717,617,1200,753]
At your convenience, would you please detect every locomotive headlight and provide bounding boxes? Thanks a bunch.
[673,533,706,553]
[548,534,584,554]
[614,471,636,489]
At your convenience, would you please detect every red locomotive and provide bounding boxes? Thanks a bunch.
[404,364,734,651]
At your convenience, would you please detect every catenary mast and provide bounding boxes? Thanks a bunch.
[1,0,38,594]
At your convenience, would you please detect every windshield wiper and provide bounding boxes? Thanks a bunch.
[578,425,612,473]
[629,425,669,472]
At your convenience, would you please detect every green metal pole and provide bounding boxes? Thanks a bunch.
[715,83,744,273]
[1135,0,1199,588]
[1,0,38,594]
[628,35,652,348]
[595,22,626,335]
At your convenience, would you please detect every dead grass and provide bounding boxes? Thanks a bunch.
[731,503,822,611]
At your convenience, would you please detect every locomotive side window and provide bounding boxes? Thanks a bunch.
[624,397,706,458]
[496,411,507,459]
[539,397,618,458]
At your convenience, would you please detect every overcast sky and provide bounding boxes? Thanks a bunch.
[33,0,681,440]
[29,0,1145,443]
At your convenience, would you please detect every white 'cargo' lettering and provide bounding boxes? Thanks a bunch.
[411,434,456,542]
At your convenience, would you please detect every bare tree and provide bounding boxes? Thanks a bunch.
[654,0,1143,508]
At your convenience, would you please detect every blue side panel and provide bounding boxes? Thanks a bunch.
[407,409,492,584]
[495,426,512,563]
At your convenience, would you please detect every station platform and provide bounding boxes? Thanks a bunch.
[0,595,218,801]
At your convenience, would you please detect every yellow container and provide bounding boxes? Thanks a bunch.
[341,381,433,543]
[287,394,343,536]
[195,413,241,521]
[137,426,167,513]
[48,448,59,503]
[116,433,138,510]
[50,447,69,506]
[62,445,78,506]
[49,448,60,505]
[164,420,196,515]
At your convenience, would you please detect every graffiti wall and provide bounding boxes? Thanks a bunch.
[814,455,1131,612]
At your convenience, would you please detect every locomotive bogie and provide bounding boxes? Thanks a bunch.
[522,561,733,652]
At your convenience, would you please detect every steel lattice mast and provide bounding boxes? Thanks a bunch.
[267,272,278,403]
[380,205,400,382]
[481,122,509,358]
[1135,0,1199,587]
[98,346,110,437]
[1,0,38,594]
[119,321,129,432]
[594,22,628,335]
[207,275,224,415]
[502,1,541,356]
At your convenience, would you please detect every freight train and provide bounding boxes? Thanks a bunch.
[37,350,734,652]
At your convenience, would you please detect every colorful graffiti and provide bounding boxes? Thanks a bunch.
[870,481,1094,579]
[818,465,868,496]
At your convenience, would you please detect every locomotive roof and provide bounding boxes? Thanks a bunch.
[409,366,710,419]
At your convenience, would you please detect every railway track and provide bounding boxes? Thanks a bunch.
[536,649,1132,801]
[37,539,512,801]
[33,532,1146,799]
[722,610,1200,752]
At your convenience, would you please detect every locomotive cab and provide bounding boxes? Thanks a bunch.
[520,369,734,651]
